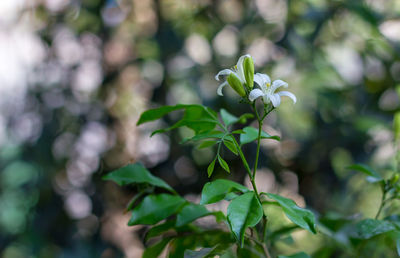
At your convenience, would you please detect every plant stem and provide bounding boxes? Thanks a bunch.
[253,118,263,179]
[246,235,272,258]
[262,216,268,241]
[233,103,275,254]
[375,190,387,219]
[252,105,270,249]
[230,136,261,202]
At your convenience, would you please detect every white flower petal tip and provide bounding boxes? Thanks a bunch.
[271,79,288,92]
[215,69,232,81]
[217,82,227,96]
[278,91,297,104]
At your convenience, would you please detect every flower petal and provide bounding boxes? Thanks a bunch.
[254,73,271,92]
[217,81,228,96]
[236,54,251,82]
[215,69,233,81]
[269,94,281,107]
[271,79,288,92]
[249,89,264,101]
[277,91,297,104]
[237,54,251,68]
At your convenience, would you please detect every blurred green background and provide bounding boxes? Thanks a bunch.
[0,0,400,257]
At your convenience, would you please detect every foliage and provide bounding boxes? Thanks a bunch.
[1,0,400,257]
[103,60,318,256]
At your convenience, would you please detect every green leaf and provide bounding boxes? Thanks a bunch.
[223,139,238,155]
[220,109,239,126]
[126,191,146,211]
[207,158,216,177]
[218,155,230,173]
[268,225,299,242]
[394,231,400,256]
[265,193,317,234]
[128,194,186,225]
[143,237,173,258]
[398,240,400,257]
[240,126,280,145]
[220,248,236,258]
[169,231,233,258]
[354,219,396,239]
[237,239,265,257]
[176,203,212,227]
[232,129,245,134]
[137,104,218,136]
[184,244,232,258]
[184,247,215,258]
[182,130,225,144]
[347,164,383,182]
[200,179,249,205]
[197,141,218,149]
[102,163,174,193]
[137,104,216,124]
[145,219,176,241]
[137,105,189,125]
[278,252,310,258]
[227,192,263,247]
[168,235,199,258]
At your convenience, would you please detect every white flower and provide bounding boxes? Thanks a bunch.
[215,54,251,96]
[249,73,296,107]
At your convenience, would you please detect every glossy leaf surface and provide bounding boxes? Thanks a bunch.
[200,179,249,205]
[266,193,317,234]
[227,192,263,246]
[128,194,186,225]
[240,126,280,145]
[102,163,174,193]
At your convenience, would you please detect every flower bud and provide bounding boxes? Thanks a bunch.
[243,56,254,90]
[227,73,246,97]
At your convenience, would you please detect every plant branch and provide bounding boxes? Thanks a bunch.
[230,135,261,203]
[253,116,263,179]
[375,190,387,219]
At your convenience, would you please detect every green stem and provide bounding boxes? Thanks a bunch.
[245,234,272,258]
[230,136,261,202]
[262,216,268,242]
[233,103,275,253]
[251,104,275,250]
[253,108,269,248]
[253,118,263,179]
[375,190,387,219]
